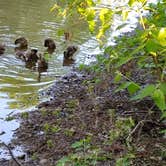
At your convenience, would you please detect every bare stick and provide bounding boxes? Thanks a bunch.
[1,142,23,166]
[126,120,153,142]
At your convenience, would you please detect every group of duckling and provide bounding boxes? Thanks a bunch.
[0,36,78,71]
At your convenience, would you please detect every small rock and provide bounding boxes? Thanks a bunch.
[17,154,26,160]
[0,131,5,136]
[39,159,48,165]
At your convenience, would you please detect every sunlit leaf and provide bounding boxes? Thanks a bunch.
[61,9,67,17]
[150,51,157,56]
[128,0,135,6]
[157,27,166,46]
[122,10,129,21]
[152,89,166,111]
[96,29,104,39]
[88,20,96,32]
[99,8,113,25]
[86,0,95,6]
[86,8,96,21]
[77,7,86,15]
[50,4,59,12]
[138,0,147,5]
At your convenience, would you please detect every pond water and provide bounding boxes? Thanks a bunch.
[0,0,104,158]
[0,0,156,159]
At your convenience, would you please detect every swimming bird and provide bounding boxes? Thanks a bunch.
[0,43,5,55]
[44,38,56,54]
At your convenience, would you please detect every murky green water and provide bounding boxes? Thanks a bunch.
[0,0,102,150]
[0,0,98,111]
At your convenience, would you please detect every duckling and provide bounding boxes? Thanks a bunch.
[16,48,39,63]
[14,37,28,51]
[25,48,39,63]
[37,53,48,71]
[64,46,78,60]
[44,38,56,54]
[0,43,5,55]
[64,32,72,41]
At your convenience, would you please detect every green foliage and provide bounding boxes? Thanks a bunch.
[43,123,61,134]
[56,137,101,166]
[115,81,140,95]
[47,139,54,148]
[5,116,15,121]
[152,89,166,111]
[51,1,166,163]
[64,128,75,137]
[131,84,156,100]
[109,117,135,143]
[116,153,135,166]
[51,0,166,124]
[21,112,29,119]
[71,136,91,150]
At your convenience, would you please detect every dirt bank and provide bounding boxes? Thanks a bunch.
[0,69,166,166]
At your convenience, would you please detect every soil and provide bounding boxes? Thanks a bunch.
[0,67,166,166]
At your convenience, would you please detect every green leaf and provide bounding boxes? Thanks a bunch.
[114,71,122,83]
[152,89,166,111]
[99,8,113,25]
[159,83,166,95]
[88,20,96,32]
[138,0,147,5]
[115,81,131,93]
[145,39,160,53]
[131,84,156,100]
[157,27,166,46]
[71,140,84,149]
[86,8,96,21]
[50,4,59,12]
[127,82,140,95]
[128,0,135,6]
[86,0,95,6]
[56,157,70,166]
[122,10,129,21]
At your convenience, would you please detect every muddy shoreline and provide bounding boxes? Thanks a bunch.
[0,68,166,166]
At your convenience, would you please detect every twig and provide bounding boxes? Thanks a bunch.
[126,120,153,142]
[1,142,23,166]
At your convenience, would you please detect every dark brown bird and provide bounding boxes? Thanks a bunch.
[64,46,78,60]
[0,43,5,55]
[25,48,39,63]
[44,38,56,54]
[14,37,28,51]
[37,53,48,70]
